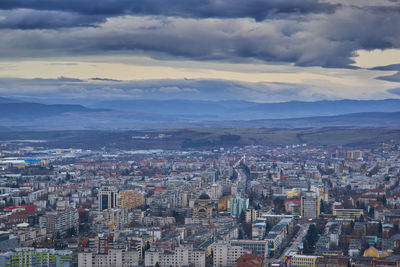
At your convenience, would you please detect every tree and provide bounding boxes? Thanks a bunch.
[67,226,76,237]
[369,207,375,218]
[303,240,310,254]
[378,221,383,238]
[320,199,325,213]
[303,224,319,254]
[273,197,285,213]
[242,222,252,238]
[238,230,243,240]
[392,224,400,235]
[155,262,160,267]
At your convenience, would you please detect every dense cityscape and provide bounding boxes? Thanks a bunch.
[2,0,400,266]
[0,139,398,267]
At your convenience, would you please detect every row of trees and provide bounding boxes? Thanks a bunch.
[303,224,318,254]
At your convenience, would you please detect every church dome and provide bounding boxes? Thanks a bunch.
[199,193,211,200]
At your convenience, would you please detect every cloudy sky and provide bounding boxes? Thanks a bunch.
[1,0,400,103]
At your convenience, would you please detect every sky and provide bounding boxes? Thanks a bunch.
[1,0,400,103]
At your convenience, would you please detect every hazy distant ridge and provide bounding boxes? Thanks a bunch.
[90,99,400,119]
[0,98,400,129]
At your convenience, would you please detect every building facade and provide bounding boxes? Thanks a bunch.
[98,186,117,211]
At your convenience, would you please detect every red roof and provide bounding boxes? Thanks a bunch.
[4,204,37,211]
[49,184,80,188]
[285,199,300,205]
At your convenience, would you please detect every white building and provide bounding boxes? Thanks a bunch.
[46,206,78,236]
[213,241,246,267]
[209,183,222,200]
[78,249,139,267]
[145,245,205,267]
[228,195,249,218]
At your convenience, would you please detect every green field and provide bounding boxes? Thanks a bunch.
[0,127,399,149]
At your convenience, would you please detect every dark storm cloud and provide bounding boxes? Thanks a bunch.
[371,64,400,71]
[0,2,399,68]
[388,88,400,95]
[377,72,400,82]
[0,9,105,29]
[90,78,122,82]
[0,0,338,21]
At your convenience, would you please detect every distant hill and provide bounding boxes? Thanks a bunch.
[196,112,400,128]
[0,99,400,130]
[91,99,400,120]
[0,102,108,120]
[90,99,257,119]
[240,99,400,118]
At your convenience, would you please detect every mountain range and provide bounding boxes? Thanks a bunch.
[89,99,400,119]
[1,98,400,130]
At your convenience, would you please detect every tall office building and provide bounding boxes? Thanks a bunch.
[301,193,319,220]
[228,195,249,218]
[98,186,117,211]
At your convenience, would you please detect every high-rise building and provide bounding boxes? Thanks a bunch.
[228,195,249,218]
[117,190,144,210]
[46,206,79,237]
[98,186,117,211]
[245,209,262,224]
[301,193,319,220]
[103,208,129,231]
[209,183,222,200]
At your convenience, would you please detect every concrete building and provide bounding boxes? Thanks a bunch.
[288,254,320,267]
[210,183,222,200]
[230,240,268,255]
[264,217,294,256]
[78,249,139,267]
[98,186,117,211]
[0,248,73,267]
[117,190,144,210]
[46,206,78,237]
[333,209,364,221]
[103,208,129,231]
[213,241,246,267]
[301,194,319,220]
[145,245,205,267]
[252,218,267,240]
[245,209,262,224]
[228,195,249,218]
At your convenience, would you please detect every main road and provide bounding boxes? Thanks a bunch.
[264,223,309,266]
